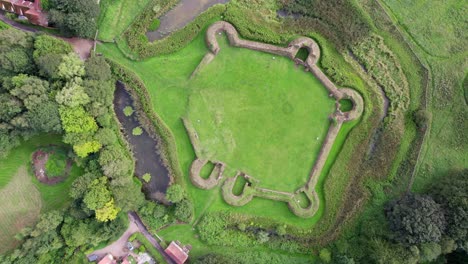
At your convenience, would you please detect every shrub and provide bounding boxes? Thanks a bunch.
[276,225,287,236]
[142,173,151,183]
[166,184,186,203]
[238,223,246,231]
[257,231,270,244]
[148,19,160,31]
[123,106,134,116]
[413,109,430,130]
[319,248,332,263]
[45,151,68,177]
[174,199,193,222]
[132,126,143,136]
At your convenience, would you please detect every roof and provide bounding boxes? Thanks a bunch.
[120,257,130,264]
[165,241,189,264]
[98,254,117,264]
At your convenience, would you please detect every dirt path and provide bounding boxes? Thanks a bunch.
[146,0,230,41]
[88,214,139,259]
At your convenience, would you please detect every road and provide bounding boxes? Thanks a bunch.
[129,212,176,264]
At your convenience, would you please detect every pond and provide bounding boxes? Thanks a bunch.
[146,0,230,41]
[114,81,170,201]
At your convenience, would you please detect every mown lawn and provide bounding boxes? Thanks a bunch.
[0,135,82,252]
[98,0,152,41]
[0,166,42,253]
[98,28,358,228]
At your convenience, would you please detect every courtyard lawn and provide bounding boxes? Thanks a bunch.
[0,135,82,253]
[98,29,358,228]
[98,0,152,41]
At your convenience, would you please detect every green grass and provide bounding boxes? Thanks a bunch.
[99,29,359,228]
[0,135,82,253]
[0,20,10,30]
[381,0,466,57]
[44,148,68,177]
[377,0,468,192]
[0,166,42,253]
[98,0,152,41]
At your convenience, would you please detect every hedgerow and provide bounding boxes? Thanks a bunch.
[119,0,225,58]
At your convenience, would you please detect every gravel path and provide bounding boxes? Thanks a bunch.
[89,215,139,259]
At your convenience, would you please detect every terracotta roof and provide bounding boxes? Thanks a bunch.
[165,241,189,264]
[98,254,117,264]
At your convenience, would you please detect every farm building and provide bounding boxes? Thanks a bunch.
[165,241,191,264]
[0,0,48,26]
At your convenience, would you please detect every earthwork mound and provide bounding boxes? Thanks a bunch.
[32,146,72,185]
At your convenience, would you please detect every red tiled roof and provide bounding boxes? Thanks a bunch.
[98,254,117,264]
[165,242,189,264]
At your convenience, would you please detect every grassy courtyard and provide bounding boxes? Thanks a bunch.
[98,29,358,227]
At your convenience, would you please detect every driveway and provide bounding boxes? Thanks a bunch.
[89,215,139,259]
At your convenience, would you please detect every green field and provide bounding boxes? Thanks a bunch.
[380,0,468,191]
[188,36,335,193]
[98,0,152,41]
[98,28,358,227]
[382,0,466,57]
[0,135,82,253]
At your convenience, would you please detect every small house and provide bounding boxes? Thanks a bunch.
[0,0,48,26]
[165,241,191,264]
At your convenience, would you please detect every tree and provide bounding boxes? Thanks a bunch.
[85,56,111,81]
[385,194,446,245]
[30,211,63,237]
[83,176,112,210]
[95,199,120,222]
[319,248,332,263]
[57,53,85,80]
[94,128,117,146]
[5,74,50,110]
[26,101,62,133]
[0,29,34,74]
[33,35,72,62]
[166,184,186,203]
[55,81,90,107]
[418,242,442,263]
[0,93,23,122]
[430,169,468,247]
[48,0,100,38]
[73,140,102,158]
[98,145,132,179]
[59,106,98,134]
[174,199,193,222]
[36,54,64,79]
[69,172,98,199]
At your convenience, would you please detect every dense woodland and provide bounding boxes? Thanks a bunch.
[0,28,191,262]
